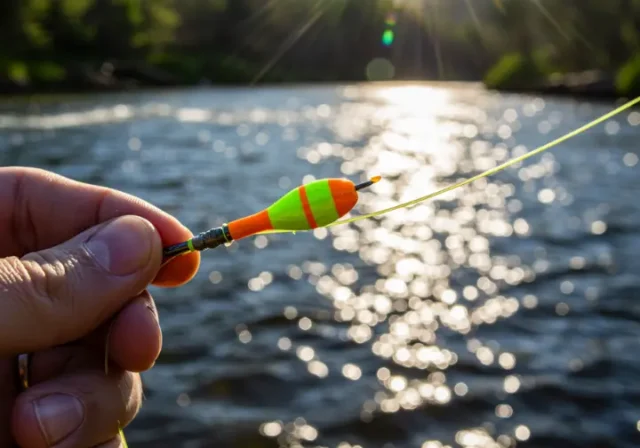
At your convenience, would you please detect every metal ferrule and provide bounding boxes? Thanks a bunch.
[191,223,233,251]
[162,224,233,260]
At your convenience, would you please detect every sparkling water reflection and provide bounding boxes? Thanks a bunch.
[1,84,639,448]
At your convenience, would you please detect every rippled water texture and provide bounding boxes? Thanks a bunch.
[1,84,640,448]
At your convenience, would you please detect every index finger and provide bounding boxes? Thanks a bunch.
[0,166,199,287]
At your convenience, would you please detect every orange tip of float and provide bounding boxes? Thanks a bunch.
[355,175,381,191]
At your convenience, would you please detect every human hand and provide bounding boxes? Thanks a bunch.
[0,167,200,447]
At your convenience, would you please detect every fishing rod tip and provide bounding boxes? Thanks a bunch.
[371,175,381,183]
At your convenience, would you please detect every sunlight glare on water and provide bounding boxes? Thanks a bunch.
[258,84,537,448]
[254,86,638,446]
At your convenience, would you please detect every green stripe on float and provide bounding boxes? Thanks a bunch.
[304,179,339,227]
[267,186,309,230]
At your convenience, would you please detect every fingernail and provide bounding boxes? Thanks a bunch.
[85,216,156,276]
[34,394,84,446]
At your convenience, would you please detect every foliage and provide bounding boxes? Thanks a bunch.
[484,53,524,88]
[616,54,640,95]
[0,0,638,93]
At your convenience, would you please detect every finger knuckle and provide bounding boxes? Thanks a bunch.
[122,371,144,421]
[22,250,76,303]
[0,248,90,340]
[102,369,143,426]
[0,255,51,311]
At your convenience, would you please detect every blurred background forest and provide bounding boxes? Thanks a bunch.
[1,0,640,97]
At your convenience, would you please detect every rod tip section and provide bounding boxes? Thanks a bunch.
[162,240,192,259]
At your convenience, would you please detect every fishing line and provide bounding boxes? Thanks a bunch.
[266,95,640,233]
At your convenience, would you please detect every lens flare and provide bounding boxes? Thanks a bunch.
[382,29,395,46]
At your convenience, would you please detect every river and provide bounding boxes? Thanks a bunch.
[1,83,640,448]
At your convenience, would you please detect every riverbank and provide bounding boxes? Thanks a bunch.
[1,63,637,102]
[491,70,640,101]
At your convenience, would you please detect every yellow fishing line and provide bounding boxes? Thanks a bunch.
[259,95,640,235]
[120,428,129,448]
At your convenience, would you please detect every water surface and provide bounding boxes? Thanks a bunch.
[1,83,640,448]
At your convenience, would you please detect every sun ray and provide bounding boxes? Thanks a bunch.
[238,0,282,28]
[226,0,287,57]
[530,0,596,51]
[250,0,328,84]
[463,0,483,37]
[426,1,445,79]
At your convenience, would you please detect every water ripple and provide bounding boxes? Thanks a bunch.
[1,84,639,448]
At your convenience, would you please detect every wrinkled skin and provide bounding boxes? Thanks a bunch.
[0,167,200,447]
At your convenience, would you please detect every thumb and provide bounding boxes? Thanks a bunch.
[0,215,162,356]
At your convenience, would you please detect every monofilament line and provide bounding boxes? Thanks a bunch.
[324,95,640,228]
